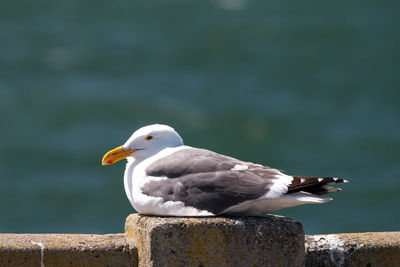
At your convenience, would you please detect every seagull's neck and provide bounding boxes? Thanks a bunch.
[126,156,144,170]
[127,145,187,170]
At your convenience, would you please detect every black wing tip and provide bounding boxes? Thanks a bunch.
[288,176,348,195]
[332,177,349,184]
[292,176,349,184]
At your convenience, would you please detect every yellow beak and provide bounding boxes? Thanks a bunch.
[102,146,137,165]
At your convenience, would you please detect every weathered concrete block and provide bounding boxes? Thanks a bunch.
[305,232,400,267]
[125,214,305,267]
[0,234,137,267]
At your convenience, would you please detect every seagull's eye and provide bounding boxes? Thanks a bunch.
[145,135,154,140]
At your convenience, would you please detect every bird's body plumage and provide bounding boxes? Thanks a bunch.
[102,124,347,216]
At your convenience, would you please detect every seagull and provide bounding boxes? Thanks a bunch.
[102,124,347,216]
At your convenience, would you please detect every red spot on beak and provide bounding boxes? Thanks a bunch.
[107,160,114,165]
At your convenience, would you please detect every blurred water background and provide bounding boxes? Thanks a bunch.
[1,0,399,234]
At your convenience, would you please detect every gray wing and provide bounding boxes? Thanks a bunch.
[143,148,282,214]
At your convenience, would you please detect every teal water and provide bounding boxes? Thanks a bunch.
[1,0,399,234]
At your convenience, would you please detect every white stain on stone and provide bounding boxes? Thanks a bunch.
[231,164,248,171]
[310,235,345,267]
[31,241,45,267]
[234,218,245,226]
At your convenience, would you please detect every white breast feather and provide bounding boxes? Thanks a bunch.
[125,146,214,216]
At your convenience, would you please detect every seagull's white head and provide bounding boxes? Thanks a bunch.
[102,124,183,165]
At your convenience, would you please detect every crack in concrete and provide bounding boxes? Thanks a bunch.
[31,241,45,267]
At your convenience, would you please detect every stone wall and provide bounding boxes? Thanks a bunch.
[305,232,400,267]
[0,214,399,266]
[125,214,304,267]
[0,234,137,266]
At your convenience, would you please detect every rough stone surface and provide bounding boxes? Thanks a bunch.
[125,214,305,267]
[0,233,138,267]
[305,232,400,267]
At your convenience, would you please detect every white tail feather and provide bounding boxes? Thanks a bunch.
[222,191,332,216]
[287,191,332,204]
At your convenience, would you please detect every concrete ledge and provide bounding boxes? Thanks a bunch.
[1,215,398,267]
[126,214,305,267]
[0,233,137,267]
[305,232,400,267]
